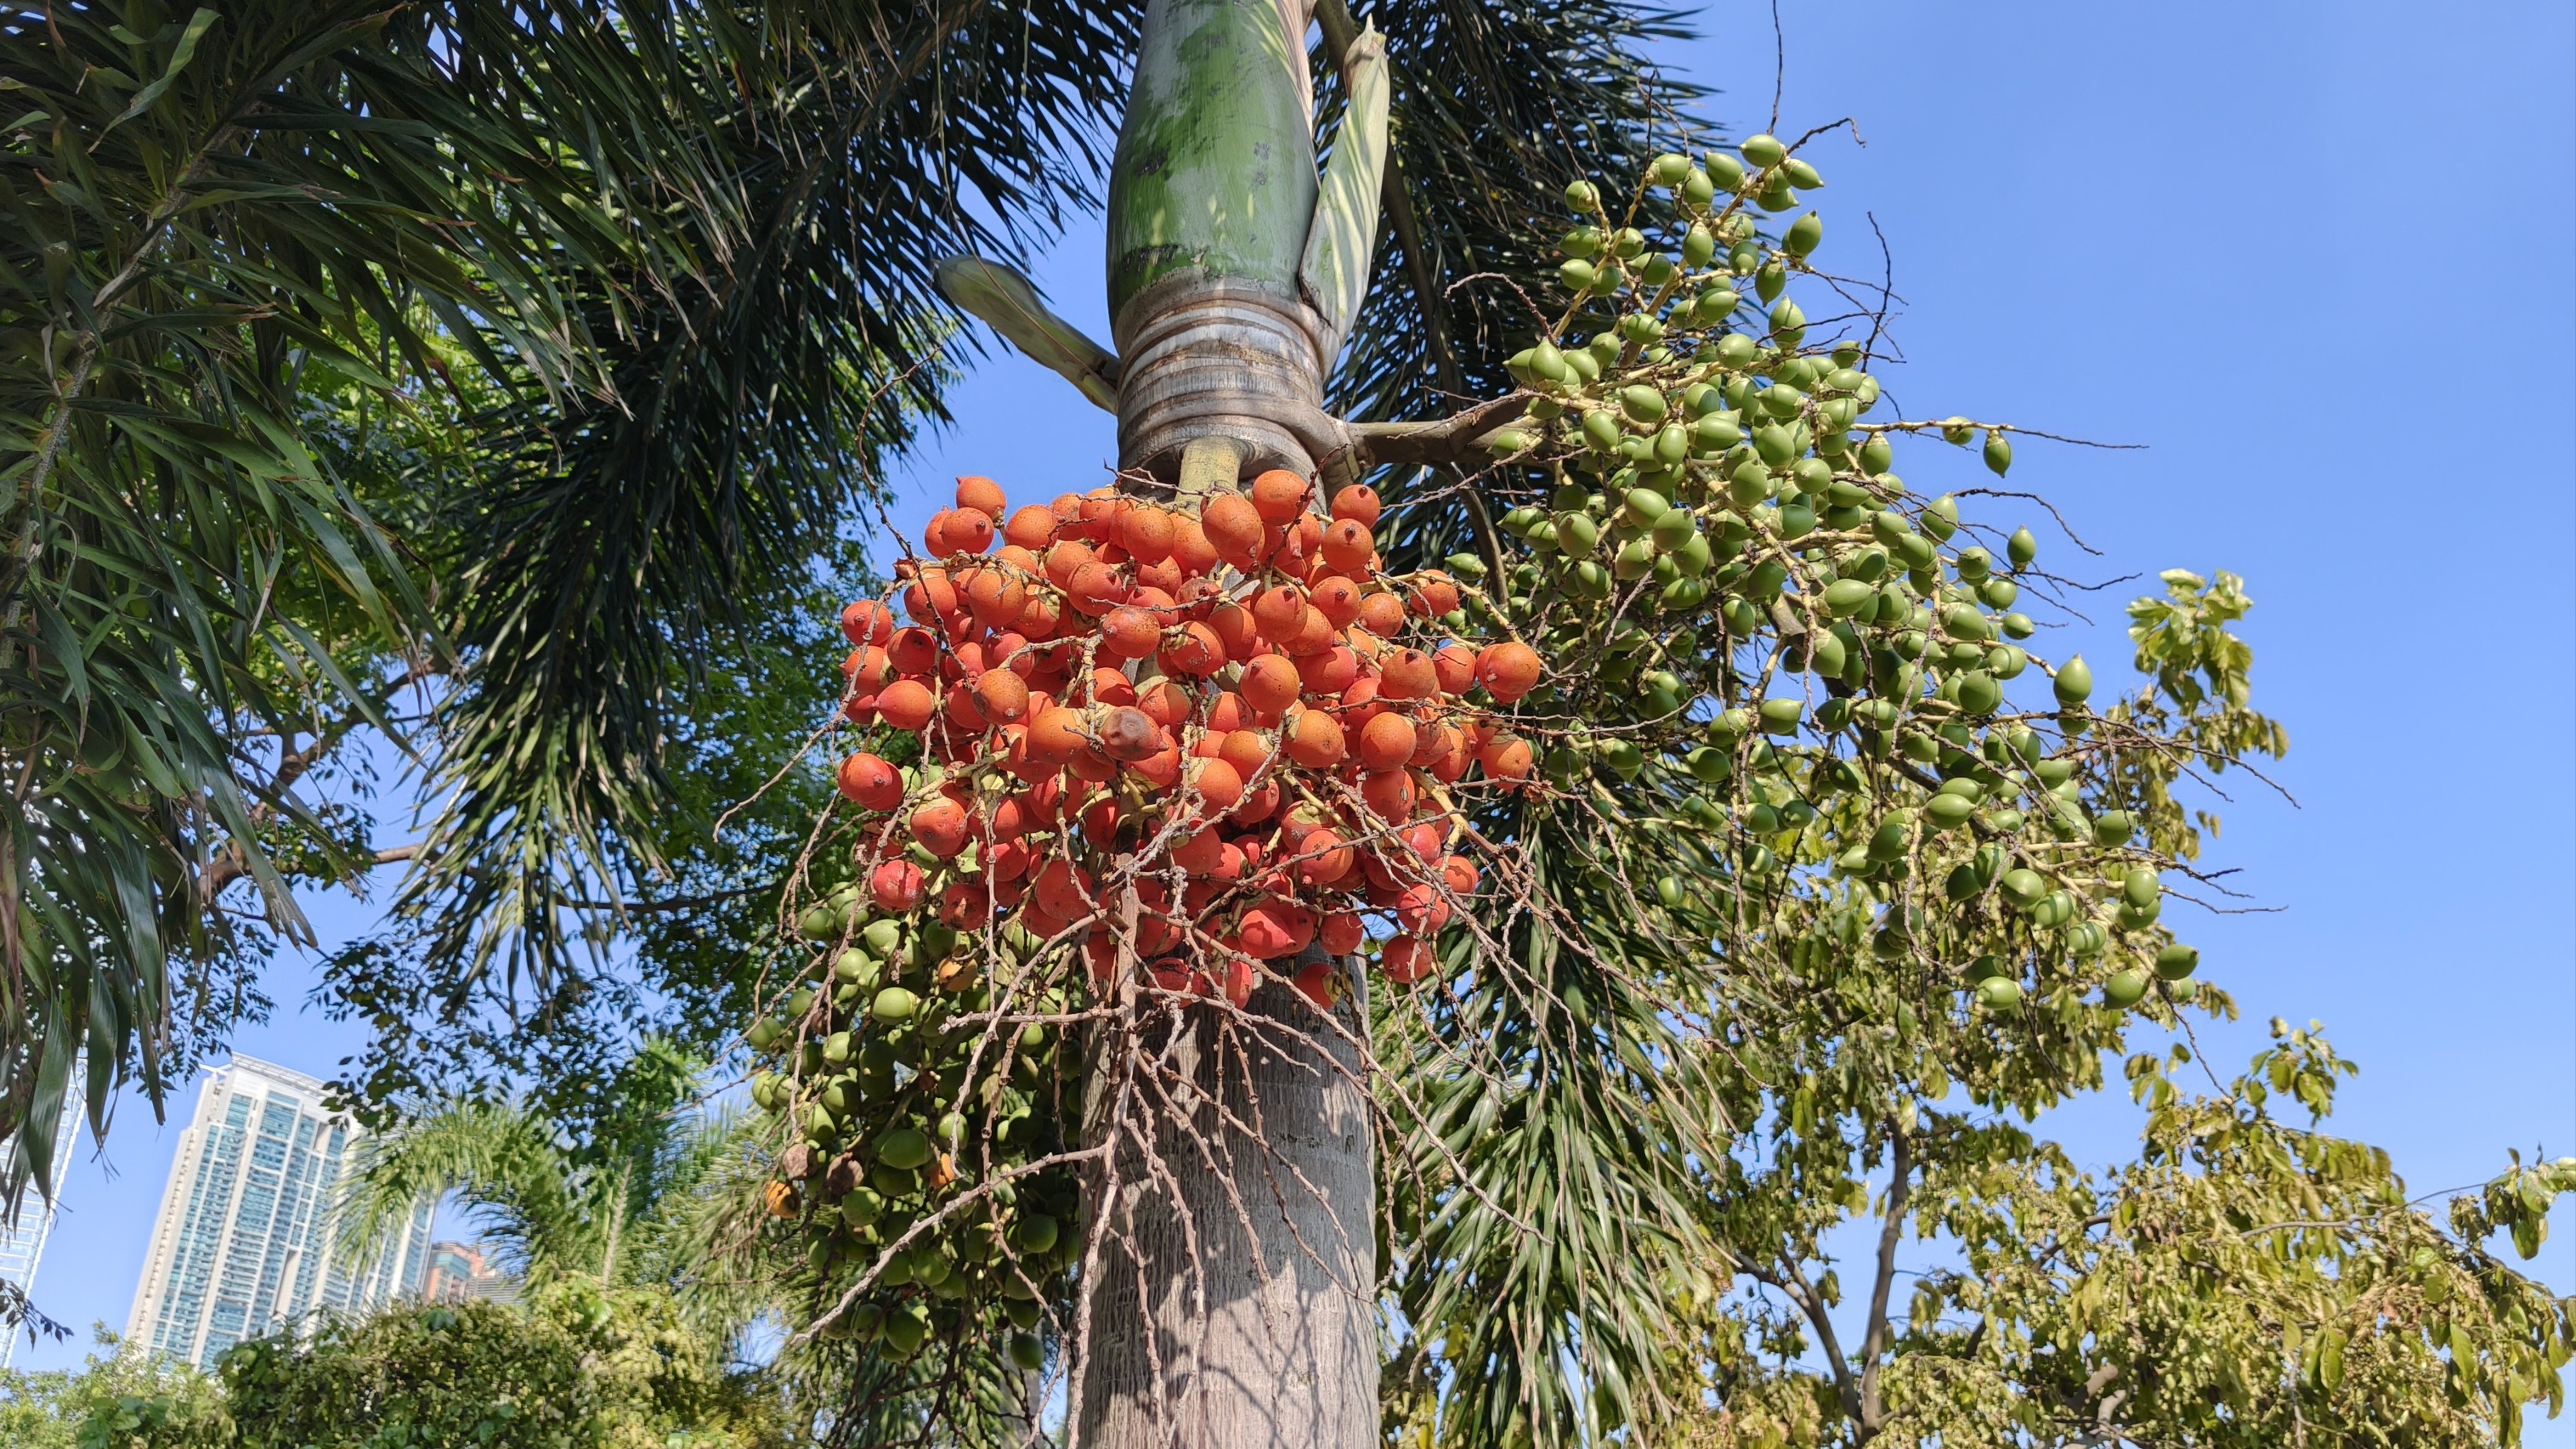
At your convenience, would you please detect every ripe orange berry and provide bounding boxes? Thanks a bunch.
[1249,469,1309,524]
[973,668,1031,724]
[1283,708,1346,768]
[1310,574,1363,629]
[1356,591,1406,637]
[1380,933,1434,983]
[835,752,902,810]
[1003,504,1059,550]
[1322,518,1374,573]
[1475,641,1543,703]
[1189,756,1245,811]
[876,679,935,732]
[1329,484,1382,528]
[871,860,926,912]
[1099,604,1162,659]
[1240,654,1303,717]
[1358,712,1418,771]
[1201,493,1266,567]
[839,599,894,646]
[909,798,971,858]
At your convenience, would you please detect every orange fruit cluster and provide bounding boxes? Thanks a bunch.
[832,471,1545,1004]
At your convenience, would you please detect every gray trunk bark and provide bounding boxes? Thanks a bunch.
[1075,968,1375,1448]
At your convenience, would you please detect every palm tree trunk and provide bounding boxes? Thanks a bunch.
[1075,4,1380,1444]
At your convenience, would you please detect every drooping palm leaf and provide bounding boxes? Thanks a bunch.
[0,0,649,1203]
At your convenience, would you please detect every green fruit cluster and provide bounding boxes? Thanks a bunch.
[742,874,1080,1361]
[1474,145,2205,1021]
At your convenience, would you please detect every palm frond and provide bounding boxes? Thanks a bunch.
[338,1099,582,1274]
[0,0,644,1203]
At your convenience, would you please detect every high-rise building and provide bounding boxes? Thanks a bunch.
[0,1052,87,1370]
[125,1056,434,1369]
[421,1240,514,1305]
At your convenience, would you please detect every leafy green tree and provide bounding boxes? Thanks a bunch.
[0,1335,230,1449]
[215,1281,782,1449]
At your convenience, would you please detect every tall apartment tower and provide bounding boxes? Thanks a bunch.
[0,1053,88,1370]
[124,1056,434,1369]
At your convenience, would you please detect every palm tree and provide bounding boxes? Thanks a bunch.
[4,1,1704,1441]
[338,1041,732,1298]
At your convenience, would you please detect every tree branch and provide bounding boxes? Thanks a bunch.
[1856,1122,1913,1434]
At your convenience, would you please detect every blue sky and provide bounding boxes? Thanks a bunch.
[21,0,2571,1421]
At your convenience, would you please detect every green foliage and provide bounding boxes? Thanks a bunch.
[216,1281,780,1449]
[0,1337,230,1449]
[1661,1027,2575,1448]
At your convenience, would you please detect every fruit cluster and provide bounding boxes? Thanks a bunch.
[746,467,1540,1355]
[833,470,1535,999]
[1445,135,2211,1021]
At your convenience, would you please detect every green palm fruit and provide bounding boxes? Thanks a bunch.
[877,1126,932,1170]
[1485,429,1531,457]
[1525,519,1560,552]
[1807,631,1847,676]
[1692,415,1741,455]
[2103,971,2148,1008]
[1683,167,1716,204]
[1921,494,1959,541]
[1975,976,2023,1011]
[2053,655,2094,705]
[1999,868,2047,907]
[1758,697,1803,734]
[1583,409,1623,451]
[1716,331,1759,366]
[2000,611,2035,638]
[1985,645,2028,679]
[1706,151,1747,190]
[1008,1332,1045,1371]
[1609,229,1646,259]
[805,1103,837,1143]
[1757,176,1796,211]
[1776,500,1816,539]
[1707,708,1753,746]
[1559,228,1601,259]
[1823,575,1885,613]
[1682,223,1716,267]
[1944,864,1982,901]
[1767,297,1806,342]
[1982,429,2013,476]
[2122,867,2160,909]
[1559,259,1598,292]
[1976,576,2018,608]
[1955,671,2002,715]
[882,1302,931,1357]
[1675,531,1715,576]
[2117,898,2161,930]
[1600,739,1646,779]
[2006,526,2038,567]
[1867,814,1914,861]
[1013,1212,1061,1253]
[746,1019,783,1051]
[1624,487,1671,521]
[1754,259,1787,302]
[1613,538,1656,579]
[1651,509,1698,552]
[1565,180,1598,209]
[1925,793,1975,831]
[2093,810,2135,846]
[1685,747,1733,784]
[1653,424,1689,465]
[1556,512,1601,553]
[1752,423,1798,466]
[871,986,920,1024]
[1784,212,1823,255]
[824,1031,855,1066]
[840,1189,884,1228]
[785,987,816,1018]
[1572,560,1613,598]
[1728,460,1772,508]
[2154,944,2200,981]
[862,919,903,955]
[1856,434,1893,473]
[1697,288,1739,325]
[1740,133,1786,168]
[1651,151,1692,185]
[797,904,840,941]
[1783,157,1823,189]
[2067,922,2108,958]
